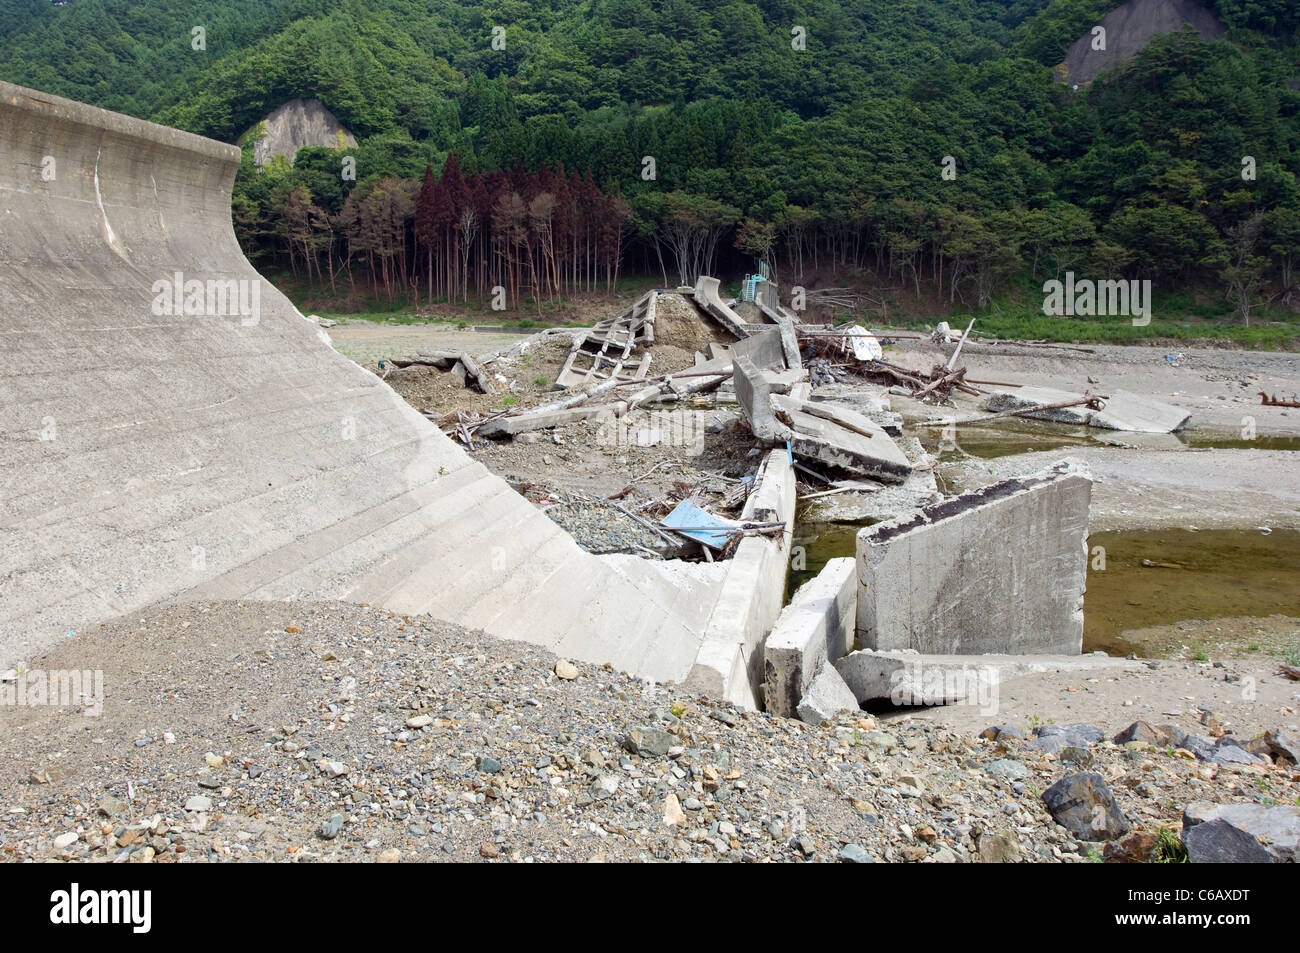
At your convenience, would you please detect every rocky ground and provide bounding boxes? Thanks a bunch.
[1,601,1296,864]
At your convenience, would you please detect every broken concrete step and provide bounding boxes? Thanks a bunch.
[796,663,860,725]
[763,557,856,718]
[834,648,1141,706]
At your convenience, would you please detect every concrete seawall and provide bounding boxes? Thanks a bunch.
[0,82,715,680]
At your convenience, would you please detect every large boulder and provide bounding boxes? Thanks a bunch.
[1041,772,1131,841]
[1182,802,1300,863]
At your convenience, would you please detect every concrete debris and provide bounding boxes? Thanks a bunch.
[855,460,1092,655]
[984,385,1191,433]
[555,290,656,388]
[833,650,1138,706]
[391,349,496,393]
[773,395,912,483]
[795,663,861,726]
[763,557,856,718]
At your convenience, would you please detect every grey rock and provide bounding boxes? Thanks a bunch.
[1025,724,1105,754]
[1041,772,1130,841]
[183,795,212,813]
[838,844,874,863]
[476,756,502,774]
[1182,801,1300,862]
[1260,728,1300,765]
[622,727,676,758]
[1204,744,1265,766]
[987,759,1029,781]
[1184,819,1273,864]
[319,814,345,840]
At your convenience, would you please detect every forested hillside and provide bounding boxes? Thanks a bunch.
[3,0,1299,332]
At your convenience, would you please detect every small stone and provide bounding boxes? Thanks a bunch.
[683,797,703,811]
[623,727,675,758]
[979,725,1025,742]
[319,814,345,840]
[405,715,432,729]
[480,842,499,859]
[203,753,224,768]
[184,795,212,813]
[52,832,78,850]
[320,761,348,778]
[896,775,925,797]
[663,794,686,826]
[1103,831,1158,863]
[162,732,176,745]
[838,844,873,863]
[97,796,128,818]
[977,832,1021,863]
[476,756,502,774]
[1059,746,1095,767]
[377,848,402,863]
[285,625,302,633]
[987,759,1029,781]
[554,660,580,680]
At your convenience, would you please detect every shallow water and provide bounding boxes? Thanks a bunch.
[1083,529,1300,655]
[916,419,1300,459]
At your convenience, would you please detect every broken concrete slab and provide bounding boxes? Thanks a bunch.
[1182,801,1300,863]
[773,396,912,484]
[477,404,615,437]
[796,663,860,725]
[760,368,808,394]
[833,648,1138,706]
[809,383,892,415]
[693,275,752,340]
[856,460,1092,655]
[763,557,856,718]
[985,385,1191,433]
[733,355,794,443]
[799,469,942,523]
[730,326,786,370]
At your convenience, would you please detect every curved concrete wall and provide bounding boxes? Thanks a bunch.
[0,82,717,678]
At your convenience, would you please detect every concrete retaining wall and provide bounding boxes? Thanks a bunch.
[856,460,1092,656]
[0,82,715,684]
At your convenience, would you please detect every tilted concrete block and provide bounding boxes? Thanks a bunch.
[763,557,856,718]
[796,662,860,725]
[856,460,1092,656]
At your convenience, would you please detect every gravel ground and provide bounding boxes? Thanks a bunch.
[2,601,1296,864]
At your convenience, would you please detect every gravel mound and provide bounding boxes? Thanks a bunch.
[2,600,1293,863]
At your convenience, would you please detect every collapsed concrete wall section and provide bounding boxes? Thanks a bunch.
[856,460,1092,656]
